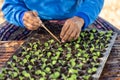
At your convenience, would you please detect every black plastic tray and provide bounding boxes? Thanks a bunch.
[0,29,118,80]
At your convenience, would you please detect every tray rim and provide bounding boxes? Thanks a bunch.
[92,32,118,80]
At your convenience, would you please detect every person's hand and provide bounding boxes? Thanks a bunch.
[60,16,84,42]
[23,11,42,30]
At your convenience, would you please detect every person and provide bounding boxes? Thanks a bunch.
[0,0,119,42]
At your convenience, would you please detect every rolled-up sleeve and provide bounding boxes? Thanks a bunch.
[2,0,29,27]
[75,0,104,29]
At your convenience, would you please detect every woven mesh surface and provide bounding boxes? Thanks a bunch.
[100,35,120,80]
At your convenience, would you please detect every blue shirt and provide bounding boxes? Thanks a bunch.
[2,0,104,29]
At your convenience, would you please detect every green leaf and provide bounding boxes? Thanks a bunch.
[47,52,52,58]
[35,70,41,75]
[80,32,85,37]
[11,62,15,67]
[93,56,98,61]
[19,76,24,80]
[50,72,60,79]
[23,59,27,64]
[41,58,47,63]
[64,43,69,47]
[67,47,72,52]
[56,52,61,57]
[54,72,60,79]
[45,67,51,73]
[19,62,23,66]
[29,43,33,47]
[22,71,30,78]
[0,73,5,79]
[62,74,67,80]
[41,63,46,69]
[76,63,83,69]
[7,62,11,65]
[14,67,19,73]
[8,71,12,75]
[83,75,91,80]
[41,72,46,77]
[22,51,27,56]
[52,60,57,65]
[13,55,18,62]
[49,39,54,44]
[92,29,97,33]
[30,78,35,80]
[83,53,89,58]
[28,65,33,70]
[87,68,92,74]
[90,47,94,52]
[33,44,38,50]
[90,34,94,40]
[70,59,76,67]
[1,68,7,73]
[30,59,36,64]
[77,52,81,57]
[58,47,63,51]
[99,31,105,36]
[88,67,97,74]
[96,52,100,57]
[39,77,46,80]
[66,53,71,60]
[44,42,49,47]
[13,72,18,78]
[69,68,78,74]
[92,67,97,72]
[25,55,30,60]
[51,56,57,60]
[75,44,80,49]
[68,74,77,80]
[35,51,40,55]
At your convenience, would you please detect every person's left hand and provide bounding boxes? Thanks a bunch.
[60,16,84,42]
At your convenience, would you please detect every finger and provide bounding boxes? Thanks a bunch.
[32,11,42,24]
[24,12,42,25]
[32,11,42,25]
[62,26,73,42]
[25,16,40,24]
[24,11,33,18]
[75,31,80,40]
[24,17,41,27]
[32,11,38,17]
[75,27,81,39]
[60,20,70,38]
[68,28,77,41]
[23,11,40,28]
[24,20,38,30]
[65,22,75,41]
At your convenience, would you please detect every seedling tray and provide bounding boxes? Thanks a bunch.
[0,28,117,80]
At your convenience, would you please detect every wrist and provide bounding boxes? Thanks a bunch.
[73,16,84,29]
[73,16,84,24]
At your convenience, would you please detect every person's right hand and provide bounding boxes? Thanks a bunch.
[23,11,42,30]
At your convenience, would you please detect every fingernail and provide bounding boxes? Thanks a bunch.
[62,40,65,43]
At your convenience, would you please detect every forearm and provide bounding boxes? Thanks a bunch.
[75,0,104,29]
[2,0,29,27]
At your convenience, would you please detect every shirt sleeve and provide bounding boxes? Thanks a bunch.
[2,0,29,27]
[75,0,104,29]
